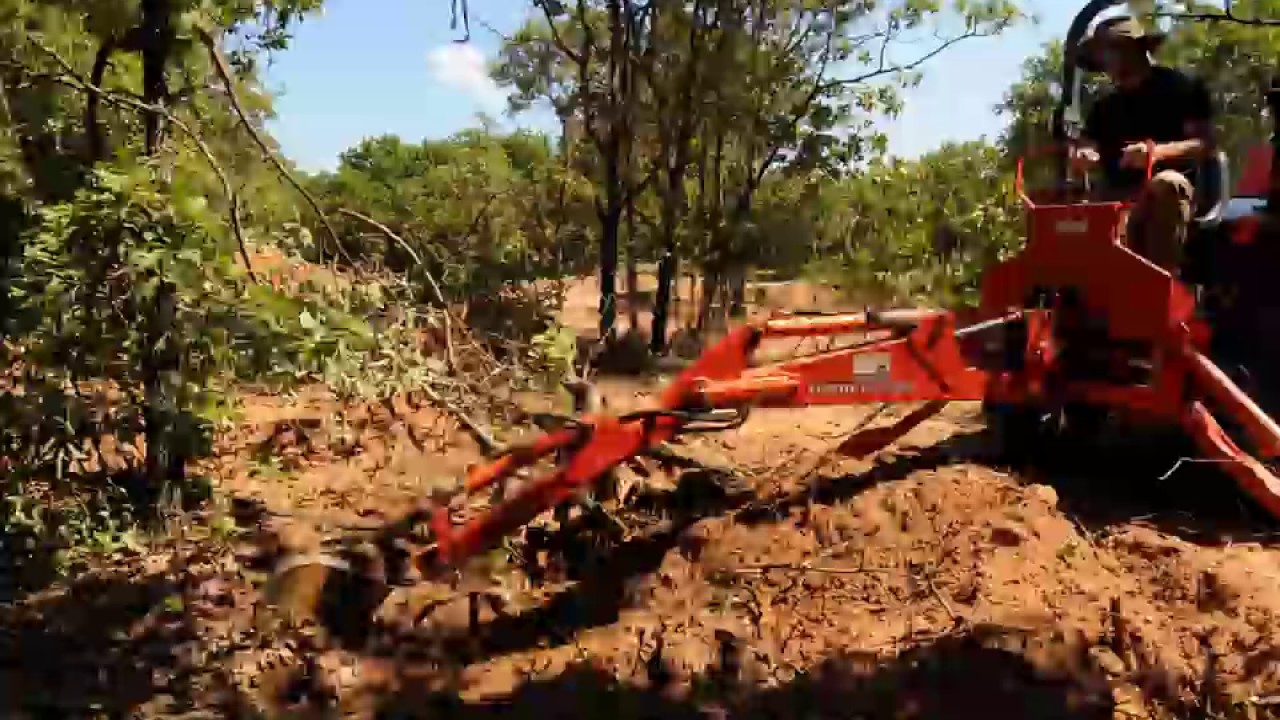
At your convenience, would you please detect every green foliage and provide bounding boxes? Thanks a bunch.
[309,127,593,345]
[13,164,378,396]
[1157,0,1280,163]
[310,129,595,331]
[528,324,579,385]
[795,140,1024,308]
[0,162,432,584]
[490,0,1023,337]
[28,0,1280,593]
[0,0,471,593]
[999,5,1280,171]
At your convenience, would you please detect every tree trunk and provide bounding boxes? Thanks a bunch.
[729,267,747,318]
[592,0,633,345]
[697,259,720,334]
[139,0,182,505]
[625,200,640,332]
[685,273,697,327]
[646,0,704,354]
[0,198,22,341]
[597,196,622,342]
[140,0,173,156]
[651,240,677,353]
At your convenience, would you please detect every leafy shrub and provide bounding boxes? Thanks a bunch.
[0,165,435,585]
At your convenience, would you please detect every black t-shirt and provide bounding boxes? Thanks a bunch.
[1083,65,1214,191]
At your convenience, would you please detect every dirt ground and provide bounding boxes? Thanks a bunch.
[4,273,1280,719]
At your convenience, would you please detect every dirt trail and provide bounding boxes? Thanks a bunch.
[5,274,1280,719]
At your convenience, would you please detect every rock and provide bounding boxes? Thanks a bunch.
[1027,484,1059,508]
[1088,645,1128,677]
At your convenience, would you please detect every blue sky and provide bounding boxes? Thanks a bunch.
[262,0,1078,172]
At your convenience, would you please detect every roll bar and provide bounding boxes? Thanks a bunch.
[1054,0,1128,184]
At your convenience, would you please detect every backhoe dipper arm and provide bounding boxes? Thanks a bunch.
[424,308,1030,571]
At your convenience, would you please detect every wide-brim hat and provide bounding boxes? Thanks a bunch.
[1076,16,1167,73]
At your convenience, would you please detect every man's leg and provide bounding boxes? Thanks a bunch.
[1126,170,1194,273]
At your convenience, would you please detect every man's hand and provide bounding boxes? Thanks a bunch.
[1119,142,1153,170]
[1070,146,1101,173]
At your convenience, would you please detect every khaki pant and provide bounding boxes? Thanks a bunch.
[1123,170,1195,273]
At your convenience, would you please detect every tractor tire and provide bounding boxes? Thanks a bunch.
[981,401,1056,468]
[1052,402,1111,471]
[1059,402,1109,445]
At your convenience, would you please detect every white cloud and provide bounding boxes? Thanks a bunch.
[426,43,507,112]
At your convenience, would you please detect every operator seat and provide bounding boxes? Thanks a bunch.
[1180,150,1230,286]
[1193,150,1230,228]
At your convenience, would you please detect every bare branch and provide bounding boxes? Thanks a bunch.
[1154,1,1280,26]
[422,378,499,455]
[532,0,587,66]
[746,10,839,194]
[461,191,502,242]
[819,28,996,91]
[451,0,472,40]
[194,26,359,269]
[24,37,259,282]
[335,207,460,375]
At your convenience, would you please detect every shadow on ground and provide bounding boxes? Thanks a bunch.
[1003,423,1280,545]
[0,555,213,717]
[759,416,1280,546]
[371,625,1115,720]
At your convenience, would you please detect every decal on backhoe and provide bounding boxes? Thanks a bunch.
[854,352,892,377]
[1055,219,1089,234]
[809,380,914,395]
[810,352,911,394]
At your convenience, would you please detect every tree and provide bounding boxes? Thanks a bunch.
[0,0,339,534]
[497,0,650,343]
[497,0,1024,350]
[1157,0,1280,163]
[780,140,1023,309]
[309,128,596,335]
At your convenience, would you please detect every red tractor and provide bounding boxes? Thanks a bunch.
[266,0,1280,627]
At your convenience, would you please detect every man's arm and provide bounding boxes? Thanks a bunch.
[1073,104,1104,172]
[1154,75,1216,164]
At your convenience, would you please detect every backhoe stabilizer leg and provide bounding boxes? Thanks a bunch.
[1188,350,1280,458]
[1183,401,1280,520]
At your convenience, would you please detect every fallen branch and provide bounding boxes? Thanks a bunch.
[925,576,960,622]
[420,383,498,456]
[335,207,459,373]
[644,445,741,477]
[728,562,891,576]
[195,26,357,269]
